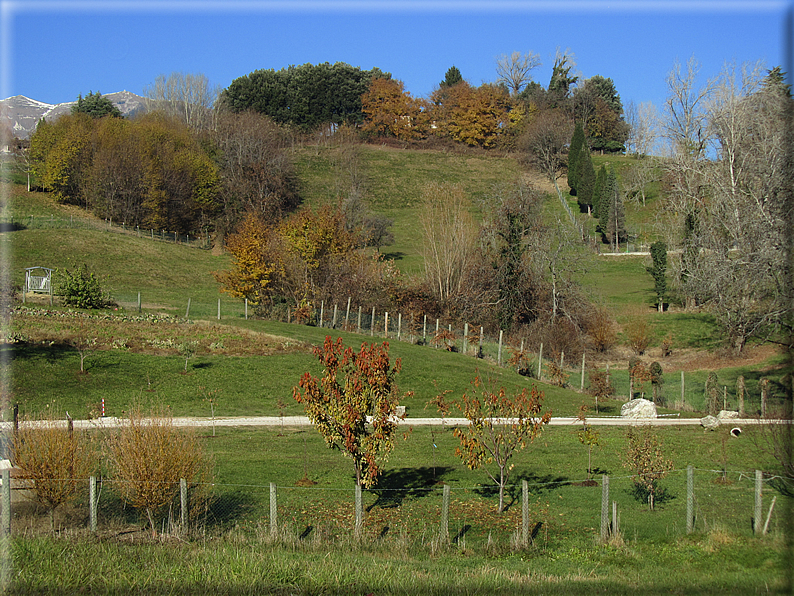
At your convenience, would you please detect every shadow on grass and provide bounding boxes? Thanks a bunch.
[368,466,454,511]
[380,251,406,261]
[204,490,259,528]
[474,471,572,512]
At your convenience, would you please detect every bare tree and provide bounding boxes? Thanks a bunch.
[144,72,220,132]
[495,51,542,96]
[518,109,573,198]
[625,100,659,157]
[663,59,790,352]
[420,182,478,303]
[662,56,715,158]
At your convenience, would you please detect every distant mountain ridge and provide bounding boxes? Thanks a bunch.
[0,91,147,139]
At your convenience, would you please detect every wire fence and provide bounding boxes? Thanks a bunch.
[1,467,787,546]
[0,214,211,249]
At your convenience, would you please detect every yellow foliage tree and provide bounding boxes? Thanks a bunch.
[430,83,515,148]
[361,78,429,140]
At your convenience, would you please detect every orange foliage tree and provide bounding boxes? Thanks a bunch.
[452,376,551,512]
[361,78,429,140]
[293,337,406,488]
[430,82,518,148]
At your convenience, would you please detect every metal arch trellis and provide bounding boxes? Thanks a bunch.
[23,266,53,305]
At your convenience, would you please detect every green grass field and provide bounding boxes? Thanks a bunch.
[2,147,792,594]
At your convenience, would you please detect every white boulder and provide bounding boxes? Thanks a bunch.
[620,398,657,419]
[700,415,720,429]
[717,410,739,420]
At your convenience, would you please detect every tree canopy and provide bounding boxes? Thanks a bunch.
[71,91,122,119]
[220,62,389,130]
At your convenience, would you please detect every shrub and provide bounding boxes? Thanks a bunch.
[57,264,112,309]
[586,308,616,352]
[623,426,673,511]
[106,407,212,535]
[12,415,96,530]
[626,318,651,355]
[587,370,614,412]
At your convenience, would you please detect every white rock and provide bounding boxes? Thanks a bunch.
[700,415,720,429]
[717,410,739,420]
[620,398,657,419]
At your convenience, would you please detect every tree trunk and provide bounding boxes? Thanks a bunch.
[498,467,506,513]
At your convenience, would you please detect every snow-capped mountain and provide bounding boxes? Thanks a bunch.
[0,91,147,139]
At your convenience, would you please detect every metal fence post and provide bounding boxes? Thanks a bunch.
[522,479,529,547]
[686,466,695,534]
[355,484,363,537]
[90,476,98,532]
[270,482,278,537]
[1,469,10,536]
[441,484,450,542]
[754,470,763,535]
[600,475,609,542]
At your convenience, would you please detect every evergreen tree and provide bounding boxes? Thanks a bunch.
[592,165,607,218]
[440,66,463,88]
[647,242,667,311]
[567,121,585,195]
[575,143,595,212]
[603,168,626,250]
[71,91,122,119]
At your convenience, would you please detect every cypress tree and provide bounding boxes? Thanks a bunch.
[604,168,626,250]
[576,144,596,212]
[592,165,607,218]
[567,121,585,196]
[647,242,667,311]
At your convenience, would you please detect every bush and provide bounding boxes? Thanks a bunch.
[106,408,212,535]
[12,415,96,530]
[57,264,112,309]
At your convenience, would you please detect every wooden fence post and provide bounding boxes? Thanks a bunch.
[441,484,450,542]
[185,298,191,319]
[357,306,362,333]
[538,343,543,380]
[681,370,685,409]
[686,465,695,534]
[435,319,440,348]
[332,303,338,328]
[600,475,609,542]
[580,352,586,391]
[479,326,483,358]
[245,298,248,320]
[270,482,278,537]
[497,330,503,366]
[137,292,141,313]
[319,301,324,328]
[371,307,376,336]
[463,323,469,355]
[423,315,427,343]
[217,298,221,321]
[398,313,402,341]
[345,297,351,328]
[384,312,389,338]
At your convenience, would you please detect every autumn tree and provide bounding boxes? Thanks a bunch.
[452,376,551,513]
[294,337,405,488]
[623,426,673,511]
[361,77,428,140]
[430,82,517,148]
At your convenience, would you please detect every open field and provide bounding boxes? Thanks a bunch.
[2,143,793,594]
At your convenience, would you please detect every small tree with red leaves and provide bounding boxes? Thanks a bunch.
[294,336,405,489]
[453,376,551,513]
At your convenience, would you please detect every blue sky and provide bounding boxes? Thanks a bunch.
[1,0,791,116]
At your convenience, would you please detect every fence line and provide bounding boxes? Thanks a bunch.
[0,214,211,250]
[2,467,786,545]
